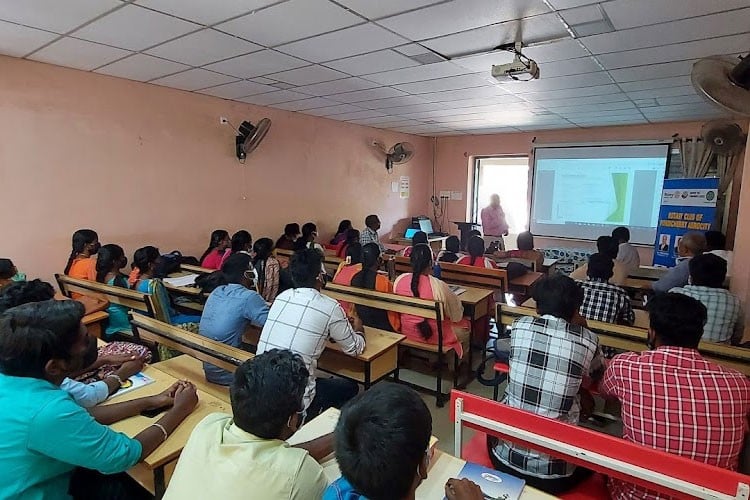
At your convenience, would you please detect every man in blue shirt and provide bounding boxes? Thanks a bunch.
[200,253,270,384]
[652,232,706,293]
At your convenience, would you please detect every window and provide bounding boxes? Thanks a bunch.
[471,156,530,236]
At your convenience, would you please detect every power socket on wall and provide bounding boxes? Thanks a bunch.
[439,190,451,199]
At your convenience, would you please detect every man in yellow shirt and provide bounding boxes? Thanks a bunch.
[164,350,331,500]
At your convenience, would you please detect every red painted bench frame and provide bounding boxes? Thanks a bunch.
[450,390,749,499]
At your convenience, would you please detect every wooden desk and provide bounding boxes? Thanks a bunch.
[105,366,232,499]
[151,355,230,403]
[628,266,667,281]
[542,258,559,275]
[164,271,204,297]
[55,293,110,338]
[509,271,544,290]
[622,278,653,292]
[457,286,494,321]
[393,236,449,254]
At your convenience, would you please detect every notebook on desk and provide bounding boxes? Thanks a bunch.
[448,284,466,295]
[445,462,525,500]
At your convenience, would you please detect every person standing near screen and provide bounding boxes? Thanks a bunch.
[480,194,509,251]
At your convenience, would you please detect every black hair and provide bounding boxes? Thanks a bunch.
[532,275,584,321]
[0,300,85,378]
[587,253,614,281]
[0,259,15,279]
[352,243,381,290]
[648,293,707,349]
[335,383,432,500]
[365,215,379,229]
[345,229,360,246]
[294,223,318,251]
[252,238,274,290]
[132,246,160,274]
[705,231,727,251]
[64,229,98,275]
[336,220,352,236]
[345,243,363,265]
[596,236,619,260]
[516,231,535,251]
[194,271,227,294]
[468,229,481,238]
[95,244,127,286]
[0,279,55,313]
[284,223,301,238]
[230,349,309,439]
[445,236,460,253]
[467,235,486,265]
[221,253,253,285]
[689,253,727,288]
[199,230,229,263]
[612,227,630,243]
[290,248,323,289]
[412,231,428,246]
[410,245,433,340]
[231,230,252,254]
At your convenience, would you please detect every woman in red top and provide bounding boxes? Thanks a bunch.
[456,236,497,269]
[199,230,231,270]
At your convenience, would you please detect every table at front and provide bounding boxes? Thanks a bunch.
[393,235,449,254]
[104,365,232,499]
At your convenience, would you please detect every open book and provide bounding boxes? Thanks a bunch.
[110,372,156,399]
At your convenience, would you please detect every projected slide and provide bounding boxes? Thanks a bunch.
[531,144,670,244]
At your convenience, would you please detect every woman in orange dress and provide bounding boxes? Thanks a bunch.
[64,229,100,281]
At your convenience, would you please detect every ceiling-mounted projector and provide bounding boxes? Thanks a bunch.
[491,42,540,83]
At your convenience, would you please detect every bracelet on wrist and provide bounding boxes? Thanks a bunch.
[150,423,168,441]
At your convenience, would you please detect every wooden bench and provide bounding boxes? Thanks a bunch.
[498,304,750,376]
[451,390,750,499]
[276,248,343,275]
[179,263,215,275]
[322,282,461,406]
[394,256,509,292]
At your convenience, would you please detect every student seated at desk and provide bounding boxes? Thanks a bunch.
[601,293,750,500]
[294,222,326,254]
[350,243,400,333]
[705,230,734,275]
[394,245,468,357]
[570,236,627,286]
[165,350,330,500]
[360,214,386,254]
[64,228,100,281]
[670,253,742,344]
[456,236,497,269]
[0,300,198,500]
[326,383,483,500]
[253,237,281,302]
[493,231,544,271]
[333,243,363,286]
[0,258,25,291]
[402,231,432,258]
[578,253,634,326]
[337,229,360,259]
[229,229,253,258]
[652,231,706,293]
[258,248,365,418]
[489,275,602,495]
[199,229,231,270]
[276,222,301,251]
[612,226,640,273]
[199,253,270,385]
[96,244,132,339]
[437,235,462,263]
[331,219,353,245]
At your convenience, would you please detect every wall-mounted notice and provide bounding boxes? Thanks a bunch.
[400,176,410,199]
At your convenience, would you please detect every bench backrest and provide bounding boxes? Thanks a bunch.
[56,274,154,315]
[275,248,342,275]
[129,312,251,372]
[180,263,215,275]
[498,304,750,376]
[323,282,444,320]
[451,390,749,500]
[429,258,508,291]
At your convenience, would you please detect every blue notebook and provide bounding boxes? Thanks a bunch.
[445,462,526,500]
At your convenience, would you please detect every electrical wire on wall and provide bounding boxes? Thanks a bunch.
[430,137,445,232]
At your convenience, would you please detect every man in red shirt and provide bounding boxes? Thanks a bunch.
[601,293,750,499]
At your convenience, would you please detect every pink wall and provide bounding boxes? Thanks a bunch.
[0,55,431,283]
[431,121,748,264]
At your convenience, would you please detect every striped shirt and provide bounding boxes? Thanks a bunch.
[578,278,635,326]
[669,285,743,343]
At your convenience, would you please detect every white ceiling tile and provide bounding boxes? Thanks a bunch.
[250,76,276,84]
[294,77,380,97]
[618,76,692,93]
[145,29,261,66]
[0,20,59,58]
[0,0,121,34]
[365,61,470,85]
[608,60,695,83]
[324,50,419,76]
[655,95,707,106]
[303,104,364,116]
[559,5,603,26]
[336,0,444,20]
[640,103,721,114]
[394,73,491,94]
[561,110,645,120]
[581,8,750,55]
[204,50,307,78]
[28,37,130,71]
[150,68,237,90]
[393,43,434,56]
[625,86,698,100]
[502,72,613,93]
[336,110,388,121]
[597,34,750,70]
[346,115,411,125]
[216,0,361,47]
[522,38,589,63]
[327,87,408,103]
[72,4,199,51]
[135,0,280,26]
[451,51,516,73]
[365,119,425,128]
[239,90,309,105]
[416,85,515,103]
[538,93,632,108]
[197,80,277,98]
[374,102,446,114]
[277,23,408,63]
[516,84,623,100]
[537,57,602,78]
[547,0,599,9]
[541,101,636,114]
[378,0,551,42]
[602,0,750,30]
[95,53,190,81]
[266,65,348,86]
[355,95,431,110]
[271,97,340,111]
[422,13,567,58]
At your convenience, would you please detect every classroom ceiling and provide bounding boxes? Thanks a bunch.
[1,0,747,136]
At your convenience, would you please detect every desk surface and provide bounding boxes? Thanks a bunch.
[329,326,404,362]
[629,266,667,281]
[105,366,231,469]
[165,271,204,296]
[622,278,653,291]
[510,271,544,288]
[542,258,559,268]
[458,286,493,306]
[151,356,230,403]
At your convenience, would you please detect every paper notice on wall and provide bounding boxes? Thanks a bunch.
[399,176,410,199]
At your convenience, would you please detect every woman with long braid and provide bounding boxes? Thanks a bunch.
[393,245,468,357]
[64,229,100,280]
[351,243,400,332]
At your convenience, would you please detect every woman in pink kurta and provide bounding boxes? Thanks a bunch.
[456,236,498,269]
[199,230,231,270]
[393,245,468,357]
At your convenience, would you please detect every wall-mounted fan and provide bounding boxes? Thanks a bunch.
[234,118,271,161]
[372,141,415,173]
[692,54,750,116]
[700,120,746,155]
